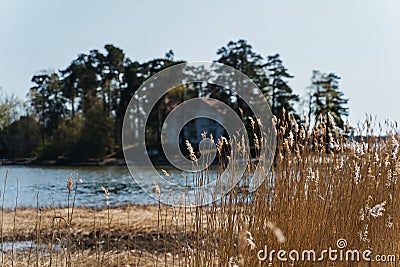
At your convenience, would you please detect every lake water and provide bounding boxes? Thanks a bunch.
[0,165,215,209]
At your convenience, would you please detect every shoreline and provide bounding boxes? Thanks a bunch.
[0,157,128,166]
[1,204,193,252]
[0,158,174,167]
[0,156,252,167]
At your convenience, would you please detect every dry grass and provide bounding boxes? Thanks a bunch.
[1,114,399,266]
[0,205,192,266]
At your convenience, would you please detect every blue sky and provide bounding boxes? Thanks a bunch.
[1,0,399,126]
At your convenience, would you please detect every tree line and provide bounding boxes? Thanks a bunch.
[0,39,348,161]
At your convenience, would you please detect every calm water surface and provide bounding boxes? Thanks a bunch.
[0,165,218,208]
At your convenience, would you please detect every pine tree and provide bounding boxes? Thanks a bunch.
[215,40,269,119]
[310,70,349,130]
[29,72,65,137]
[265,54,299,120]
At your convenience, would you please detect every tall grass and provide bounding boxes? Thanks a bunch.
[0,114,399,266]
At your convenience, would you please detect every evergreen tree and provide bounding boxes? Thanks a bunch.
[265,54,299,120]
[29,72,65,137]
[215,40,269,119]
[309,70,349,129]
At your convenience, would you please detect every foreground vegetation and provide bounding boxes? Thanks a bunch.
[1,115,398,266]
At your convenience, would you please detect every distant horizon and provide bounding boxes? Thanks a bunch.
[1,0,399,126]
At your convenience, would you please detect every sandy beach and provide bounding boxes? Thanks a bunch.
[1,205,196,266]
